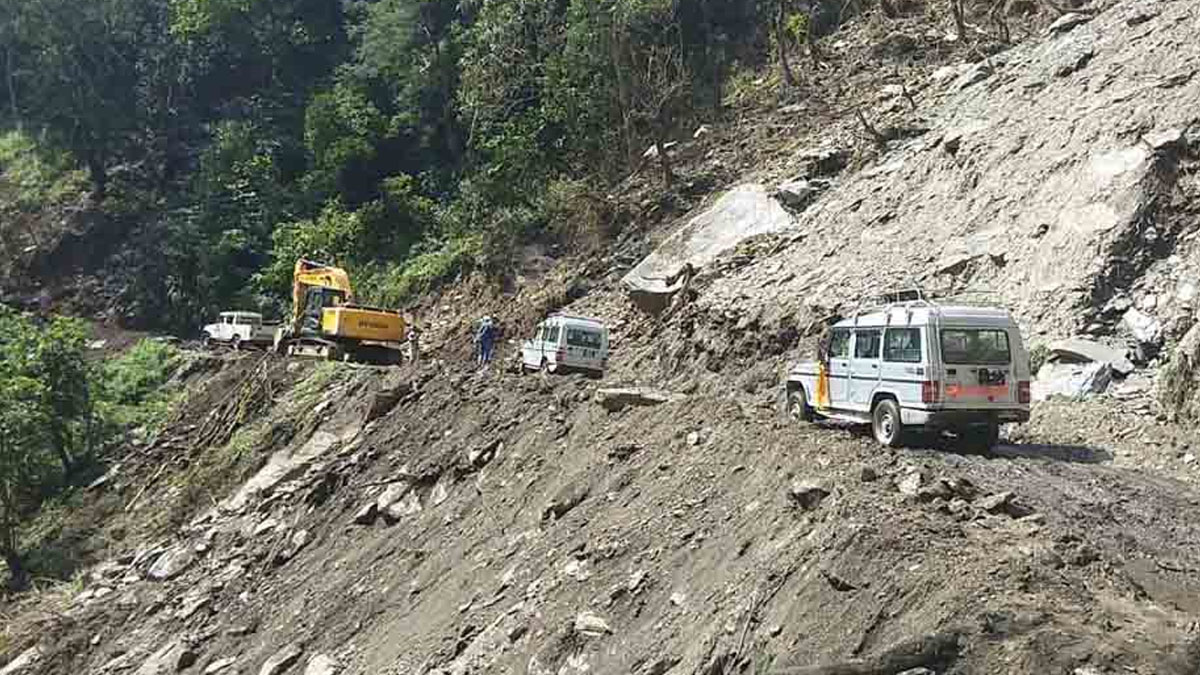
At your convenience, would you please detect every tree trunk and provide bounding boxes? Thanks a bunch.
[808,9,823,66]
[4,46,18,130]
[953,0,967,40]
[3,548,28,591]
[657,140,674,188]
[86,152,107,199]
[655,103,674,188]
[612,23,634,168]
[776,2,797,87]
[50,422,74,475]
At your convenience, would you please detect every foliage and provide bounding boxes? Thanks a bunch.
[96,339,183,429]
[0,0,801,329]
[0,312,181,588]
[0,309,95,588]
[0,131,86,213]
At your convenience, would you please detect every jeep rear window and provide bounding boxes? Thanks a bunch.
[940,329,1011,365]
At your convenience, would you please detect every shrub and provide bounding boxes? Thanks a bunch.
[97,340,184,429]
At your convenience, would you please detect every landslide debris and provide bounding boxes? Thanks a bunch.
[5,355,1200,675]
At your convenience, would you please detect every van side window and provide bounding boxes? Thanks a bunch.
[854,330,881,359]
[829,329,850,358]
[535,325,544,341]
[547,326,560,344]
[884,328,922,363]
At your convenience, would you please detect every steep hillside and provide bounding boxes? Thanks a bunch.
[5,353,1200,675]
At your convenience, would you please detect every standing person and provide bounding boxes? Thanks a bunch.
[663,262,696,319]
[480,316,497,365]
[407,323,421,365]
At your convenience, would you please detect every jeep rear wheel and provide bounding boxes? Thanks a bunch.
[872,399,903,448]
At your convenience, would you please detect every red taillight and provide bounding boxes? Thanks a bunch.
[921,381,940,404]
[557,348,566,360]
[1018,381,1031,404]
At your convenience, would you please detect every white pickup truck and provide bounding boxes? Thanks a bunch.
[201,312,278,350]
[785,299,1031,450]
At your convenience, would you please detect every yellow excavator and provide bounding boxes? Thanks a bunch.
[273,259,406,364]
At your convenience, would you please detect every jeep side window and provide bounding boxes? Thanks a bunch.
[854,330,881,359]
[884,328,922,363]
[828,329,850,358]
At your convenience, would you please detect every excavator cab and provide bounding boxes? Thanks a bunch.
[300,286,347,334]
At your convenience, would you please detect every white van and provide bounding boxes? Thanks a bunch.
[521,314,609,376]
[785,299,1031,449]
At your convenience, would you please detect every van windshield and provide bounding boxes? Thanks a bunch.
[940,329,1011,365]
[566,327,603,349]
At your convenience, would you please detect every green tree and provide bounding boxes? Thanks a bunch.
[0,373,52,590]
[1,0,163,195]
[32,318,94,473]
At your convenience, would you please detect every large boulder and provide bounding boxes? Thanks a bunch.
[622,184,795,297]
[1032,361,1112,401]
[1046,338,1134,376]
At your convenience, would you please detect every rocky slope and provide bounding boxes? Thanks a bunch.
[5,353,1200,675]
[696,0,1199,350]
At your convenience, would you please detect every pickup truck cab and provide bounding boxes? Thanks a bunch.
[521,314,609,376]
[202,311,278,350]
[785,300,1031,449]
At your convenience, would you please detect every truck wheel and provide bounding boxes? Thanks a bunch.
[540,359,556,375]
[872,399,904,448]
[231,335,242,351]
[202,333,213,349]
[787,384,812,423]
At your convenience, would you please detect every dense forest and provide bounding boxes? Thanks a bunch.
[0,0,820,329]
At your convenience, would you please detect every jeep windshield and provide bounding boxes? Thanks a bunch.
[940,329,1011,365]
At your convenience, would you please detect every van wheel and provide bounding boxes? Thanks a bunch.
[787,385,812,423]
[202,333,213,349]
[540,359,556,375]
[231,335,242,351]
[872,399,904,448]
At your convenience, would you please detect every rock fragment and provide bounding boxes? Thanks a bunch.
[975,492,1035,518]
[788,480,831,510]
[147,546,196,582]
[134,640,197,675]
[574,612,612,637]
[260,644,303,675]
[204,658,237,674]
[1047,12,1090,34]
[304,654,339,675]
[595,388,682,412]
[352,503,378,526]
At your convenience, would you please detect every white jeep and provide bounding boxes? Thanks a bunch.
[201,311,278,350]
[785,298,1032,449]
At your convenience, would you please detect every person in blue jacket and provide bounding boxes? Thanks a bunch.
[475,316,497,365]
